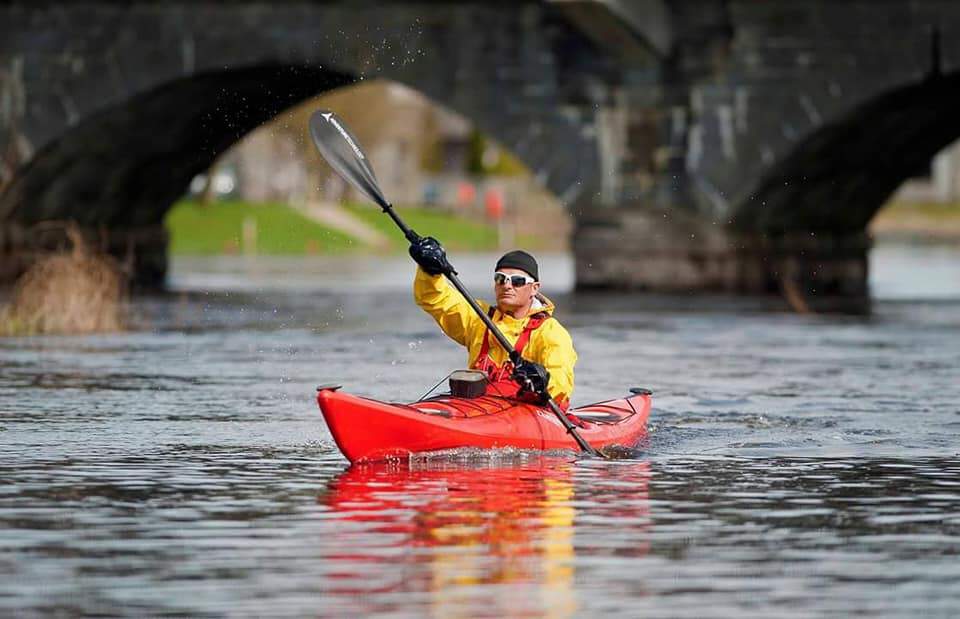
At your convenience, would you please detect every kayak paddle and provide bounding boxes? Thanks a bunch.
[308,109,604,458]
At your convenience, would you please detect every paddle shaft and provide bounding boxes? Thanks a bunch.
[383,203,603,457]
[384,204,420,245]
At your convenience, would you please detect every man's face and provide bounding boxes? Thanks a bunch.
[494,267,540,313]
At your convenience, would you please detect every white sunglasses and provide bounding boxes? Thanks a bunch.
[494,271,536,287]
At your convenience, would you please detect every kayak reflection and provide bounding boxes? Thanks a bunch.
[317,456,651,617]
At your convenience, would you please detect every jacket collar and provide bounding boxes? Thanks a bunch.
[495,293,555,322]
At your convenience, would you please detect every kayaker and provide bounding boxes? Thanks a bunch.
[410,238,577,408]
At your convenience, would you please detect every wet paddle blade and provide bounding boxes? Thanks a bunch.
[308,109,389,209]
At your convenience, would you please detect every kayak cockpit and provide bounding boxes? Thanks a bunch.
[405,395,521,419]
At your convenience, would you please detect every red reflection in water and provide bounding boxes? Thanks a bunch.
[317,457,651,616]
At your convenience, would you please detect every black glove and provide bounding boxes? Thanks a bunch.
[409,236,455,276]
[513,359,550,400]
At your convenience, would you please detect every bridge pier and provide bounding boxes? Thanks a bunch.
[0,223,167,289]
[573,208,870,298]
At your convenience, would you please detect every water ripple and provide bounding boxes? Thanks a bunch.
[2,254,959,615]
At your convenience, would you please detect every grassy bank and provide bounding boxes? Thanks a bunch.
[343,203,498,251]
[164,200,506,255]
[870,201,960,243]
[165,200,357,255]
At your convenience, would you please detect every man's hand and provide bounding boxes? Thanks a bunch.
[409,236,455,276]
[513,359,550,401]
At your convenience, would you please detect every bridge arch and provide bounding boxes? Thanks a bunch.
[0,2,600,286]
[0,65,353,228]
[735,71,960,236]
[9,1,956,297]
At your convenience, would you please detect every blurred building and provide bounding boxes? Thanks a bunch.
[892,140,960,204]
[220,80,474,207]
[201,79,571,247]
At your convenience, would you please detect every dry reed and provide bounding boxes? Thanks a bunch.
[0,227,128,335]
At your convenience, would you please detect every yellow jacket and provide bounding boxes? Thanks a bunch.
[414,267,577,404]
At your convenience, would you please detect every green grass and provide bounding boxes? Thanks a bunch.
[164,199,507,255]
[164,200,358,255]
[344,203,499,251]
[881,201,960,220]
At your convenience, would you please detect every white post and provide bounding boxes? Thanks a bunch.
[242,216,257,255]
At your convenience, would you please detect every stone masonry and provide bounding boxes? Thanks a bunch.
[2,1,960,296]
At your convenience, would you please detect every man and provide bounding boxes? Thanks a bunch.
[410,236,577,408]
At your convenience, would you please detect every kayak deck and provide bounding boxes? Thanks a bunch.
[317,387,651,463]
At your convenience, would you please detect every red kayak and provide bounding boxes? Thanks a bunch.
[317,384,651,463]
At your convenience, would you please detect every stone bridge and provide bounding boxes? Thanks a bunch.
[2,1,959,296]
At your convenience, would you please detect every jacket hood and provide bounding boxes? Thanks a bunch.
[532,293,555,315]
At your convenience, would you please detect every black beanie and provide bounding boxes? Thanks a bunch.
[495,250,539,281]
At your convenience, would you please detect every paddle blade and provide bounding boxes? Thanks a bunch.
[308,110,389,209]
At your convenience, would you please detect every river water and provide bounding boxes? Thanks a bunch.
[1,245,958,616]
